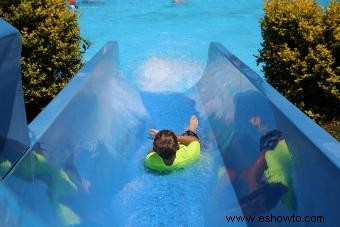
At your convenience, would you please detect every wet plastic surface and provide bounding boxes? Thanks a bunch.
[0,19,29,179]
[0,40,339,226]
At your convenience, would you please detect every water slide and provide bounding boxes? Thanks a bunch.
[1,20,339,227]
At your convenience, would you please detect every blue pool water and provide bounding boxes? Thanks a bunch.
[78,0,329,81]
[78,0,264,79]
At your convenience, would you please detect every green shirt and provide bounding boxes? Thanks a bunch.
[264,139,296,209]
[145,141,200,171]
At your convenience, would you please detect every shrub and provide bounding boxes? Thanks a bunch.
[0,0,89,121]
[257,0,340,122]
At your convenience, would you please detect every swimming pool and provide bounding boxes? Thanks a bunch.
[78,0,265,80]
[78,0,329,88]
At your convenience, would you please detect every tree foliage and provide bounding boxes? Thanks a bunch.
[257,0,340,122]
[0,0,89,121]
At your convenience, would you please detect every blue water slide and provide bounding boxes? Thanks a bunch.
[0,19,339,226]
[0,19,29,179]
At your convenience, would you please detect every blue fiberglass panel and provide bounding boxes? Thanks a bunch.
[0,42,245,226]
[0,19,29,179]
[0,40,339,226]
[0,42,149,226]
[197,43,340,226]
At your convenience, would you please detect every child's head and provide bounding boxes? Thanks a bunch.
[153,130,179,165]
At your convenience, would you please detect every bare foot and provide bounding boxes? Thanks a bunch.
[188,115,198,132]
[174,0,184,4]
[249,116,261,128]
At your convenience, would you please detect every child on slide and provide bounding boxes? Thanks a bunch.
[145,115,200,171]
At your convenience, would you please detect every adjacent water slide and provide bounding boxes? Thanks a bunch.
[0,20,29,178]
[1,20,339,227]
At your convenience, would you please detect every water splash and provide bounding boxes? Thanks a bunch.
[135,56,204,92]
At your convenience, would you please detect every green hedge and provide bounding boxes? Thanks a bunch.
[257,0,339,122]
[0,0,89,121]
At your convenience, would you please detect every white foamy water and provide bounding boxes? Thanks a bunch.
[135,56,204,92]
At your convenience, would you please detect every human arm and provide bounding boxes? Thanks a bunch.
[177,135,198,146]
[149,128,198,145]
[241,150,267,192]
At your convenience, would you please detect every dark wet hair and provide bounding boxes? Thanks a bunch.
[153,130,179,166]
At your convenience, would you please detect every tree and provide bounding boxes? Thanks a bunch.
[0,0,89,121]
[257,0,340,122]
